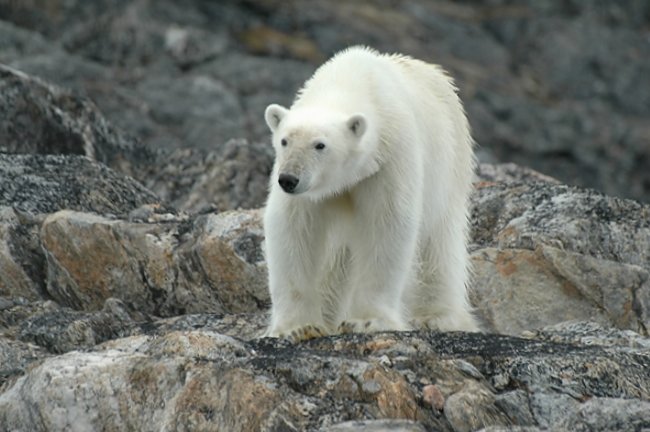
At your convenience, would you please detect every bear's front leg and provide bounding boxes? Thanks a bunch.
[337,198,419,334]
[263,201,329,342]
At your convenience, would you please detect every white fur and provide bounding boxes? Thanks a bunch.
[263,46,479,338]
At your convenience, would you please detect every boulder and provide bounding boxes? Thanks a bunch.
[0,154,161,216]
[146,139,273,213]
[470,170,650,335]
[40,209,268,317]
[0,64,154,178]
[0,322,648,431]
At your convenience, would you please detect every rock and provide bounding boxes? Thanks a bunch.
[556,397,650,432]
[528,321,650,352]
[444,381,511,432]
[0,327,648,431]
[16,298,140,354]
[470,177,650,335]
[475,163,559,185]
[323,419,428,431]
[0,20,51,61]
[0,64,155,178]
[40,209,268,316]
[134,73,245,150]
[0,207,44,301]
[195,52,314,140]
[422,384,445,411]
[0,337,49,392]
[147,139,273,212]
[0,154,162,216]
[2,1,649,201]
[0,63,269,212]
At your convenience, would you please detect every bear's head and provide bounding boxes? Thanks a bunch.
[264,104,380,200]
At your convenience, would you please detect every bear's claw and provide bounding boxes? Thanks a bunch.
[337,319,400,334]
[269,324,328,343]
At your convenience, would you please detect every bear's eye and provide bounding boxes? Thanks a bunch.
[281,139,288,147]
[314,142,326,150]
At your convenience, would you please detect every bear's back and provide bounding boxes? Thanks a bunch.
[293,46,406,113]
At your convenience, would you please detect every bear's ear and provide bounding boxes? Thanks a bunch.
[346,114,367,138]
[265,104,289,132]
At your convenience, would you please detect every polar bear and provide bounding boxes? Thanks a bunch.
[263,46,479,341]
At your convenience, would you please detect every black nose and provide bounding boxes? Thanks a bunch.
[278,174,299,193]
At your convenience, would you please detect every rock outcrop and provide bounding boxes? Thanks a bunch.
[1,150,649,430]
[1,321,648,431]
[2,0,649,202]
[1,2,649,431]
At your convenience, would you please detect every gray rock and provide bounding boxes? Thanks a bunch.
[147,139,273,212]
[0,64,156,178]
[16,298,139,354]
[0,207,44,301]
[470,177,650,335]
[0,154,161,216]
[475,163,559,185]
[323,419,428,431]
[0,20,51,61]
[556,397,650,432]
[531,321,650,352]
[529,392,580,430]
[134,73,245,151]
[0,337,49,393]
[0,328,648,431]
[40,209,268,316]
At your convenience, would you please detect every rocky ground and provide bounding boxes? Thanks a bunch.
[1,1,650,431]
[2,0,649,203]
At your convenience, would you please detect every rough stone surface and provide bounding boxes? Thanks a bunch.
[0,63,272,213]
[40,209,268,317]
[0,327,648,432]
[1,3,650,431]
[470,177,650,335]
[147,139,273,213]
[0,207,43,301]
[1,147,648,431]
[0,154,162,216]
[0,64,155,179]
[2,1,649,201]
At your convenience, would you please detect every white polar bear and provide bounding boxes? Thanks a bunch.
[263,46,479,341]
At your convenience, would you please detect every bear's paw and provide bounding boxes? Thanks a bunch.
[265,324,329,343]
[337,317,409,334]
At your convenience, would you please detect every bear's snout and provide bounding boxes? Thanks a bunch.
[279,174,300,193]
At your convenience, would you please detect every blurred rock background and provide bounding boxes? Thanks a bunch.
[1,0,649,202]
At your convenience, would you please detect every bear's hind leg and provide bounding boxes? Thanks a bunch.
[409,235,480,332]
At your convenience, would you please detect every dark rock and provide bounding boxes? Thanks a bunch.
[0,207,46,301]
[3,1,649,201]
[147,139,273,212]
[0,64,156,178]
[134,73,245,150]
[0,337,49,393]
[0,154,161,216]
[0,20,51,61]
[17,298,140,354]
